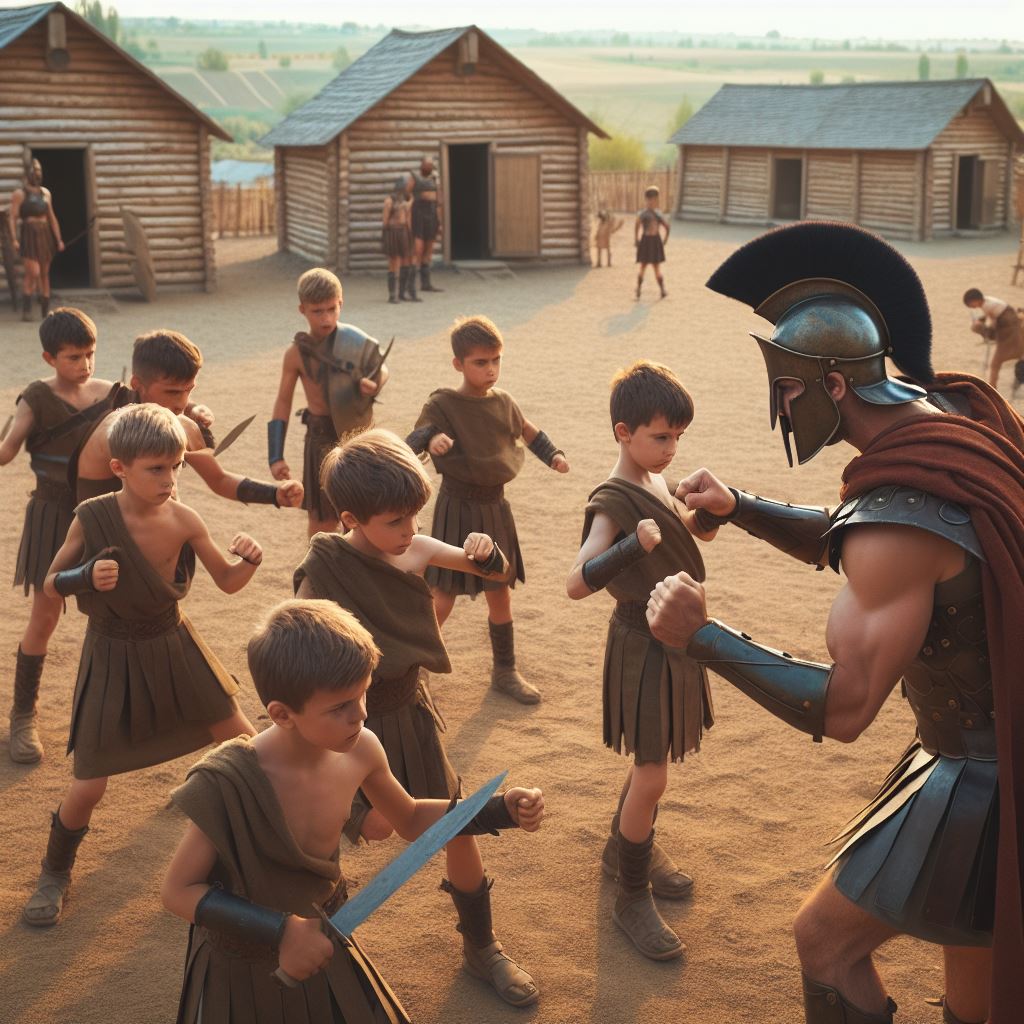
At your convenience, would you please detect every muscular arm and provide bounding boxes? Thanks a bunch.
[44,189,62,247]
[0,398,34,465]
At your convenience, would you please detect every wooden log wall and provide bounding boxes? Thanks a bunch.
[588,169,677,215]
[210,182,276,237]
[337,45,585,270]
[805,151,857,221]
[281,146,330,262]
[677,146,724,219]
[725,149,768,222]
[858,151,919,239]
[930,101,1012,234]
[0,18,215,293]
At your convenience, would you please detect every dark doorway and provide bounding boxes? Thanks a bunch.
[956,155,979,230]
[447,143,489,259]
[33,148,91,287]
[772,157,803,220]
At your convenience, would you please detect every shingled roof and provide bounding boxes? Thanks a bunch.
[0,2,229,139]
[262,25,607,147]
[669,79,1024,151]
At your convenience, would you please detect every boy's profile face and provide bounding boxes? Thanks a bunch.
[272,676,370,753]
[965,298,983,309]
[343,508,420,556]
[111,450,184,505]
[44,343,95,383]
[615,413,687,473]
[454,344,502,393]
[134,374,197,416]
[299,296,342,341]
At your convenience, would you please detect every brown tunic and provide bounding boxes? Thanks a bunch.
[67,493,239,780]
[295,534,458,801]
[413,388,526,595]
[171,738,409,1024]
[583,478,714,764]
[13,380,120,593]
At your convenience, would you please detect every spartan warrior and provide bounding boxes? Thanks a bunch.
[645,222,1024,1024]
[9,158,64,320]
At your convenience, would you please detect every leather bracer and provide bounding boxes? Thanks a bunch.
[582,532,646,592]
[267,419,286,465]
[448,794,517,836]
[236,478,280,507]
[405,424,440,455]
[476,543,509,577]
[53,547,119,598]
[527,430,563,467]
[695,488,830,566]
[687,620,832,742]
[194,886,289,951]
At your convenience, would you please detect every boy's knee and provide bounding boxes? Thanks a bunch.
[794,899,835,972]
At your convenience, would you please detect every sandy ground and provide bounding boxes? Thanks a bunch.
[0,224,1019,1024]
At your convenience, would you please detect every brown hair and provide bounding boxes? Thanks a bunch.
[298,268,343,305]
[247,599,380,710]
[39,307,96,357]
[610,360,694,434]
[962,288,984,305]
[132,330,203,383]
[321,427,431,522]
[107,403,187,463]
[644,186,660,199]
[450,314,503,360]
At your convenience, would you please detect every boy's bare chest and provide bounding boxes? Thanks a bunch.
[121,512,187,582]
[272,768,357,859]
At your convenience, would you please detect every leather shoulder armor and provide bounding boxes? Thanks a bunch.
[826,484,984,571]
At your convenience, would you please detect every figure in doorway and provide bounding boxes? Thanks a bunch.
[9,159,64,322]
[594,207,624,267]
[382,173,418,304]
[635,186,669,301]
[411,156,444,294]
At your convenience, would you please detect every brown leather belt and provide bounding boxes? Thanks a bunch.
[88,604,181,641]
[613,600,651,634]
[440,478,505,503]
[366,664,420,716]
[32,478,72,502]
[300,409,335,436]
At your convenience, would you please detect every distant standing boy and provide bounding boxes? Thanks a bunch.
[295,429,542,1007]
[594,207,624,267]
[163,599,544,1022]
[268,268,389,536]
[635,186,669,300]
[0,309,118,764]
[963,287,1024,390]
[406,316,569,704]
[567,361,715,961]
[22,404,260,928]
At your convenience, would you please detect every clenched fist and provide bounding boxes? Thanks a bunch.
[428,433,455,457]
[675,467,736,518]
[276,480,304,508]
[91,558,119,592]
[636,518,662,552]
[464,532,495,562]
[270,460,291,482]
[229,533,262,567]
[646,572,709,648]
[505,787,544,832]
[278,915,334,982]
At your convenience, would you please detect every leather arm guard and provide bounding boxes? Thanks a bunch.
[267,419,287,466]
[694,488,830,566]
[475,543,509,578]
[527,430,564,467]
[236,477,280,507]
[53,547,118,598]
[194,885,289,951]
[582,532,646,592]
[447,794,517,836]
[405,424,441,455]
[687,620,832,742]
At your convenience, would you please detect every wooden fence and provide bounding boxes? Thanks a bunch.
[211,182,276,238]
[589,168,678,215]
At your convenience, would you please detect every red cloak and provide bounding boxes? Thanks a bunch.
[841,373,1024,1021]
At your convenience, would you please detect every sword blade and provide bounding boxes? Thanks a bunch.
[213,414,256,456]
[327,771,506,939]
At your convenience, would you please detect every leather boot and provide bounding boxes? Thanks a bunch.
[635,277,642,301]
[489,620,540,704]
[21,295,32,321]
[40,295,49,318]
[420,263,443,292]
[398,266,409,301]
[387,271,398,304]
[613,830,684,960]
[602,800,693,898]
[23,809,89,927]
[9,646,44,764]
[443,877,539,1007]
[657,277,667,299]
[802,975,897,1023]
[406,265,422,302]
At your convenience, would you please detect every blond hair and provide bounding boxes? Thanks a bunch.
[107,403,187,463]
[450,314,503,360]
[321,427,431,522]
[298,268,343,305]
[247,599,380,710]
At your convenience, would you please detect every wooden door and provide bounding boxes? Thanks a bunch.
[492,153,541,257]
[978,160,1001,227]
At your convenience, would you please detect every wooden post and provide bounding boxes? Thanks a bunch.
[338,132,350,271]
[235,184,242,237]
[274,148,287,253]
[84,144,101,287]
[327,136,340,270]
[198,125,216,292]
[579,126,590,264]
[676,146,686,218]
[719,147,730,222]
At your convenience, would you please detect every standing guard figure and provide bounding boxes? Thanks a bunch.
[411,156,444,294]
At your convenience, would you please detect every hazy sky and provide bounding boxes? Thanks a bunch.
[93,0,1024,41]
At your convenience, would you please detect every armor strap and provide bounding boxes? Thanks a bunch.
[445,794,516,836]
[236,478,280,507]
[267,419,286,465]
[53,547,118,598]
[527,430,563,466]
[194,885,290,952]
[476,543,509,578]
[694,488,830,566]
[687,620,832,742]
[406,424,440,455]
[582,531,646,593]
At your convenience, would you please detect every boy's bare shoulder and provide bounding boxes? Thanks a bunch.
[177,414,206,450]
[347,727,387,778]
[84,378,115,400]
[167,497,207,534]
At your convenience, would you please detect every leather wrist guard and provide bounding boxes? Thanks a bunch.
[527,430,563,467]
[687,620,831,741]
[453,794,517,836]
[53,547,117,598]
[694,488,830,566]
[194,885,289,951]
[236,477,280,507]
[476,543,509,577]
[267,419,287,465]
[405,424,440,455]
[582,531,646,592]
